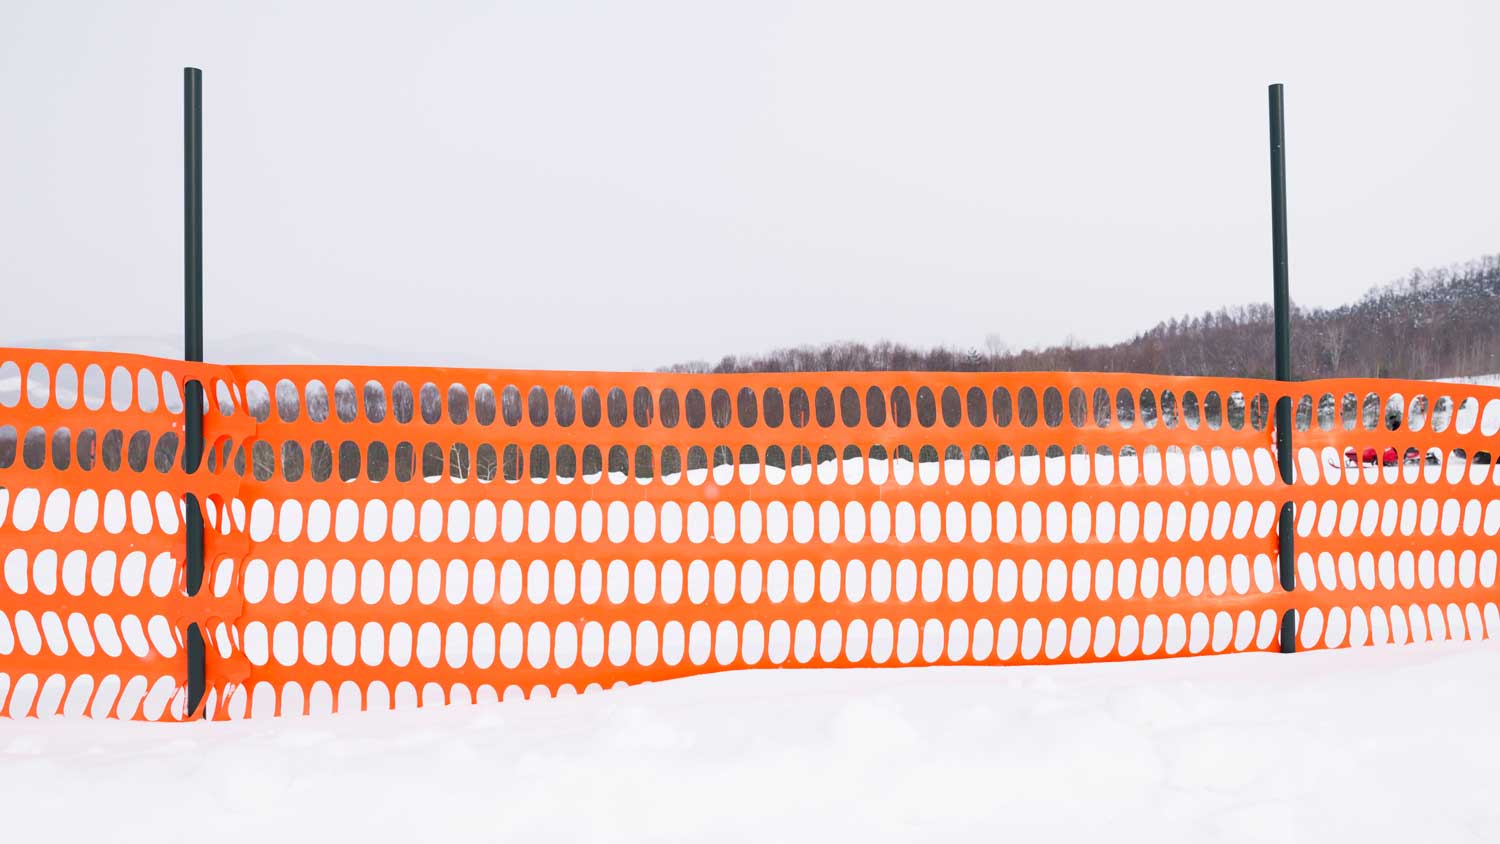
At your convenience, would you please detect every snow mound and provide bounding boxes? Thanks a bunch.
[1436,373,1500,388]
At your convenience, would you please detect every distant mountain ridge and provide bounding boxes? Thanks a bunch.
[667,253,1500,380]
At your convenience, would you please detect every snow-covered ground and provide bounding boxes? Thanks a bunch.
[1437,373,1500,388]
[4,641,1499,842]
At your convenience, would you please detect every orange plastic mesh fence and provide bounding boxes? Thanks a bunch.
[2,348,1497,719]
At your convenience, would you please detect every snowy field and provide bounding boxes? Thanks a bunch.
[3,641,1499,842]
[1438,373,1500,388]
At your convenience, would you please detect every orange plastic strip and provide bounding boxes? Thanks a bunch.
[2,349,1496,719]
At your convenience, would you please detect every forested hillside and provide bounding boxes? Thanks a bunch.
[669,254,1500,379]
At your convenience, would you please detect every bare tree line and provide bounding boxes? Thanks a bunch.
[666,254,1500,379]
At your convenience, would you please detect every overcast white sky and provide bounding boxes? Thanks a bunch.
[2,1,1496,370]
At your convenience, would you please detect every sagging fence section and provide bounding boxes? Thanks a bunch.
[2,347,1498,720]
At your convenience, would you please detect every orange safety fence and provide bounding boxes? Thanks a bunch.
[2,347,1498,719]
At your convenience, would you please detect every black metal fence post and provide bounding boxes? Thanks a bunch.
[184,66,207,714]
[1269,83,1296,653]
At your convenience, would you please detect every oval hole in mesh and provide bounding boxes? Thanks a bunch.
[711,389,732,428]
[866,387,887,427]
[606,388,628,427]
[364,381,388,423]
[739,388,759,427]
[763,388,784,428]
[936,386,959,427]
[580,387,601,427]
[633,387,653,427]
[554,386,576,427]
[335,380,359,423]
[392,382,416,424]
[788,388,810,428]
[528,387,549,426]
[1017,388,1037,427]
[993,387,1012,426]
[685,389,706,428]
[448,385,469,425]
[419,383,442,425]
[915,387,937,427]
[305,381,330,423]
[658,388,679,428]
